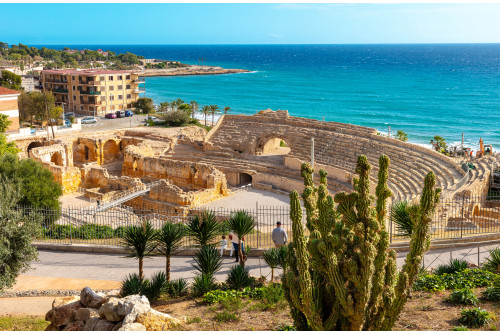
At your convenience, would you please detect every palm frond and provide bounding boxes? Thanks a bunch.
[186,211,220,247]
[155,221,185,256]
[121,221,157,258]
[390,201,414,237]
[228,210,256,239]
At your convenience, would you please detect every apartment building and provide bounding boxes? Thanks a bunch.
[0,86,21,133]
[39,69,145,116]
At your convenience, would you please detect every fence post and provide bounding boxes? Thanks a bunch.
[478,246,480,267]
[256,202,259,249]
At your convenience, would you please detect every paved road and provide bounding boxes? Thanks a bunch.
[27,250,275,282]
[79,114,148,133]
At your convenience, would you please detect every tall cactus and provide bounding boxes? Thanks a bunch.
[282,155,440,330]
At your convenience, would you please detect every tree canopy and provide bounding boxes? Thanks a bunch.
[0,70,22,91]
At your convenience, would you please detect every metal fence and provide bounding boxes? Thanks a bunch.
[24,193,500,248]
[389,194,500,243]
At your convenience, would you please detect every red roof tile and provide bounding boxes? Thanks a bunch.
[0,87,21,95]
[40,69,139,75]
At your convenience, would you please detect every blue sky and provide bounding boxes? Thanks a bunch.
[2,3,500,45]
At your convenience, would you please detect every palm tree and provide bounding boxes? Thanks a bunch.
[223,106,231,115]
[201,106,210,127]
[186,211,220,247]
[155,221,185,281]
[430,135,447,152]
[395,130,408,142]
[262,248,280,282]
[122,221,157,280]
[390,201,414,237]
[190,101,198,119]
[209,105,220,126]
[228,210,256,267]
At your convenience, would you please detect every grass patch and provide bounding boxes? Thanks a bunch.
[186,316,202,324]
[0,316,50,331]
[214,310,240,323]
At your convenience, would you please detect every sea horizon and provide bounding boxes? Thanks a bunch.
[36,43,500,151]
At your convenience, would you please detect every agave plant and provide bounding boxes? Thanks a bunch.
[192,245,223,277]
[186,211,220,247]
[192,274,218,297]
[167,278,189,297]
[262,248,281,282]
[483,248,500,273]
[226,265,253,290]
[121,221,157,280]
[142,271,168,302]
[120,273,144,297]
[228,210,256,266]
[155,221,185,281]
[390,200,414,237]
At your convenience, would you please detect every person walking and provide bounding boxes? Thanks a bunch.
[229,230,245,263]
[272,221,288,248]
[220,235,228,257]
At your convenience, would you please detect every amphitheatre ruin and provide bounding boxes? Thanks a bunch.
[13,109,500,235]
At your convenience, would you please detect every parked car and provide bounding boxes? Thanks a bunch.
[146,116,159,122]
[125,110,134,117]
[64,112,76,119]
[116,110,125,118]
[105,113,117,119]
[81,116,97,124]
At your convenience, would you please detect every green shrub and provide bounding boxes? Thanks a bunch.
[167,278,189,297]
[452,325,469,331]
[192,274,218,297]
[120,273,144,297]
[78,224,114,239]
[435,259,469,275]
[275,323,297,331]
[220,295,243,311]
[459,307,492,328]
[142,271,168,302]
[482,283,500,301]
[226,265,253,290]
[214,310,240,322]
[483,248,500,273]
[162,110,190,127]
[262,283,285,305]
[45,225,73,239]
[193,246,223,277]
[202,287,265,304]
[413,269,496,292]
[114,226,127,238]
[447,288,478,305]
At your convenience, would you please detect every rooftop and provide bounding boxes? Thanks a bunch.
[40,69,139,75]
[0,87,21,96]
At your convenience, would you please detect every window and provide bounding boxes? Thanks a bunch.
[73,96,76,101]
[73,86,76,90]
[109,96,115,101]
[110,105,115,111]
[126,84,131,89]
[109,86,114,91]
[126,94,131,99]
[117,75,123,80]
[100,86,105,91]
[72,76,75,80]
[108,76,114,81]
[80,105,84,111]
[126,75,130,80]
[100,76,105,81]
[118,85,123,90]
[118,95,123,100]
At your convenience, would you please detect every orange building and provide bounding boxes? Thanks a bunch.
[0,86,21,133]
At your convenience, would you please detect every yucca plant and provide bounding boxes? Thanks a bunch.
[483,248,500,273]
[262,248,281,282]
[390,200,414,237]
[192,274,218,297]
[142,271,168,302]
[155,221,185,281]
[186,211,220,247]
[121,221,157,280]
[167,278,189,297]
[226,265,253,290]
[278,245,288,272]
[435,259,468,275]
[228,210,256,266]
[120,273,144,297]
[192,245,223,277]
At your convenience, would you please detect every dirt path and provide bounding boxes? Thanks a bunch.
[0,297,54,316]
[10,275,120,291]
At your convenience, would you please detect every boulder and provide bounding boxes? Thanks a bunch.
[122,303,151,325]
[75,308,99,322]
[136,309,182,331]
[112,321,123,331]
[44,323,60,331]
[45,301,82,327]
[62,321,84,331]
[52,296,80,309]
[82,318,100,331]
[106,289,120,298]
[93,319,115,331]
[80,287,107,308]
[118,323,147,331]
[98,295,150,322]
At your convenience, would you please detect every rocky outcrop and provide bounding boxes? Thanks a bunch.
[44,287,184,331]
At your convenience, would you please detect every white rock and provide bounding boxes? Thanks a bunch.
[122,303,151,325]
[80,287,108,308]
[118,323,147,331]
[98,295,150,322]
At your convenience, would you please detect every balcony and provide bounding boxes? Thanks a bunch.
[133,89,146,94]
[79,80,98,85]
[52,88,69,94]
[80,90,101,95]
[134,79,145,84]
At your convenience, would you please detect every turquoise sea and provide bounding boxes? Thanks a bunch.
[50,44,500,149]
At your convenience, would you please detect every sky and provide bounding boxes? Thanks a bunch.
[2,3,500,45]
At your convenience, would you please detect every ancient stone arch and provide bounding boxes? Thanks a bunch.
[102,139,120,164]
[27,141,44,155]
[257,135,292,155]
[50,151,64,166]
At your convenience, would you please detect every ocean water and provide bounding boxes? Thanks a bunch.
[46,44,500,149]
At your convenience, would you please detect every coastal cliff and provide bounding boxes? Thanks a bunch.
[139,65,249,77]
